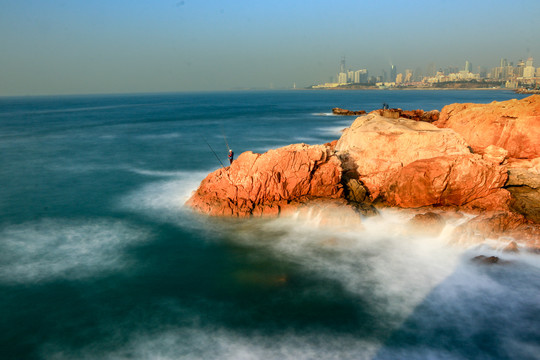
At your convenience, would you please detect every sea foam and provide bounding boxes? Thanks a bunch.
[0,218,150,284]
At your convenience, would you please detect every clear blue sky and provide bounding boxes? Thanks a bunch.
[1,0,539,95]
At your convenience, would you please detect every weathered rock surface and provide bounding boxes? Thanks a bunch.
[334,113,503,206]
[435,95,540,159]
[505,158,540,222]
[383,154,509,209]
[186,144,343,217]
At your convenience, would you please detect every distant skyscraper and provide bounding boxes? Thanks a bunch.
[500,58,508,67]
[354,69,368,83]
[390,65,397,82]
[465,60,472,73]
[523,57,535,78]
[404,69,413,82]
[338,72,348,85]
[340,57,346,74]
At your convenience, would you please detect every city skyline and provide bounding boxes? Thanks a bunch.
[1,0,540,96]
[322,54,538,86]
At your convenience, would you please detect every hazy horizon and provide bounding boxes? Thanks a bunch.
[1,0,539,96]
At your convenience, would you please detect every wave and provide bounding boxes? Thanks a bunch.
[117,170,207,225]
[0,218,150,284]
[311,112,336,116]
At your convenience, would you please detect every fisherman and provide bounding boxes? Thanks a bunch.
[383,102,389,110]
[228,149,234,164]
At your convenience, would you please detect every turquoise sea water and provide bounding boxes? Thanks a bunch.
[1,90,539,360]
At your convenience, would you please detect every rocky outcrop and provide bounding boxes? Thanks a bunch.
[435,95,540,159]
[186,144,343,217]
[187,96,540,249]
[372,108,440,122]
[332,108,366,116]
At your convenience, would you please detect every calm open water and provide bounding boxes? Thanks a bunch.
[1,90,539,360]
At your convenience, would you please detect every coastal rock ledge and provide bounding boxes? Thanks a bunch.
[187,96,540,248]
[186,144,343,217]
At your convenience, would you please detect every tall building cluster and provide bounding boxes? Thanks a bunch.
[313,56,539,89]
[336,57,369,85]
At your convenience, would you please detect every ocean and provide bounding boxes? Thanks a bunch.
[1,90,539,360]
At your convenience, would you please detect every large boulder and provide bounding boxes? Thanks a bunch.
[435,95,540,159]
[383,154,509,209]
[186,144,344,217]
[335,113,472,200]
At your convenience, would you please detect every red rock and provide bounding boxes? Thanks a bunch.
[435,95,540,159]
[186,144,343,217]
[336,113,472,200]
[383,154,509,209]
[482,145,508,164]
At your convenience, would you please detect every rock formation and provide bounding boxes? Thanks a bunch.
[332,108,366,116]
[435,95,540,159]
[334,114,502,205]
[187,95,540,249]
[186,144,343,217]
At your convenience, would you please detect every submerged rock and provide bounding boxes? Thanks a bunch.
[471,255,508,265]
[408,212,446,236]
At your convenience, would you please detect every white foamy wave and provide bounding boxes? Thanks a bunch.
[311,112,335,116]
[43,327,378,360]
[315,125,348,136]
[117,171,208,224]
[127,167,188,177]
[209,208,540,359]
[0,219,150,284]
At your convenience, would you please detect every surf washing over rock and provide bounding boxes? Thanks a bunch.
[187,95,540,250]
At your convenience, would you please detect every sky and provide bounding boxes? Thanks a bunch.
[1,0,540,96]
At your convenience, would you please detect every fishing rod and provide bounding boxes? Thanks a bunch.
[203,136,226,169]
[221,125,231,152]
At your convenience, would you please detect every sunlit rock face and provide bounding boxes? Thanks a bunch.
[382,154,509,209]
[186,144,343,217]
[334,113,507,209]
[435,95,540,159]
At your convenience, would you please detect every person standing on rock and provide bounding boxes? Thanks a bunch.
[228,149,234,165]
